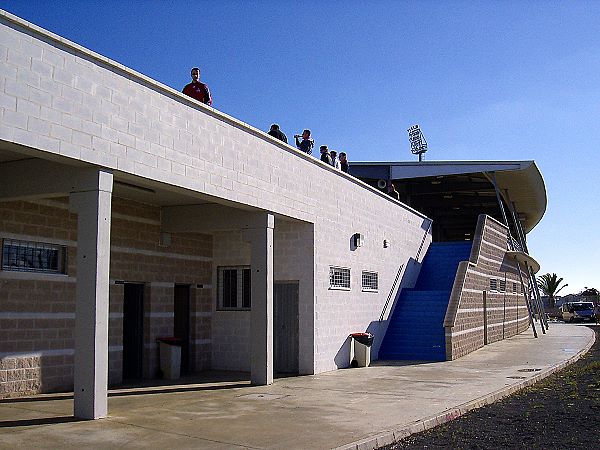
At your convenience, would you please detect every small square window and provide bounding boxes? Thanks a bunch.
[217,266,251,310]
[330,266,351,290]
[1,238,66,274]
[489,279,498,292]
[499,280,507,292]
[362,271,378,292]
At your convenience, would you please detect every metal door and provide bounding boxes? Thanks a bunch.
[174,284,190,374]
[274,282,299,374]
[123,283,144,380]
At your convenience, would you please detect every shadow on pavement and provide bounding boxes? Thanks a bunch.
[0,416,83,428]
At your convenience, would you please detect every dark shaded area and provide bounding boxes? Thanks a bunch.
[352,171,502,242]
[381,326,600,449]
[0,416,82,428]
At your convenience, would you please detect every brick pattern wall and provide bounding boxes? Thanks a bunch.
[108,283,123,385]
[444,215,531,359]
[190,285,211,372]
[311,201,430,373]
[0,197,212,397]
[210,231,251,371]
[210,222,315,373]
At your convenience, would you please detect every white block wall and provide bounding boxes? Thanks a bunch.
[0,11,431,375]
[211,221,315,374]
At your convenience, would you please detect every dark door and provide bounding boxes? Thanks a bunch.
[274,282,299,375]
[123,283,144,380]
[174,284,190,374]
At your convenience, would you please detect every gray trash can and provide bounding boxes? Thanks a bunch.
[157,337,182,379]
[350,332,374,367]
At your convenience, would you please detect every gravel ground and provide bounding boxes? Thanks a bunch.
[380,325,600,450]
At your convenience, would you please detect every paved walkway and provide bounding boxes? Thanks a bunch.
[0,323,595,450]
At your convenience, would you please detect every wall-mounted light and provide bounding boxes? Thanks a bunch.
[353,233,363,248]
[383,239,389,248]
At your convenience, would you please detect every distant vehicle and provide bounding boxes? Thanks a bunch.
[560,302,597,323]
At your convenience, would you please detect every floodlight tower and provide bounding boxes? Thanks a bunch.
[408,124,428,162]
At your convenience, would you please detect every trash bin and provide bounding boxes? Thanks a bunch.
[350,332,374,367]
[157,337,182,379]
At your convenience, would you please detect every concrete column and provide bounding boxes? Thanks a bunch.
[69,169,113,419]
[242,213,274,385]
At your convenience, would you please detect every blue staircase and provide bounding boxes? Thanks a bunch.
[379,241,472,361]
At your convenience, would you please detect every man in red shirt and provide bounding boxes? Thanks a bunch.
[182,67,212,106]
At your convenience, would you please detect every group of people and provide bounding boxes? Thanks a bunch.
[268,125,349,173]
[181,67,350,174]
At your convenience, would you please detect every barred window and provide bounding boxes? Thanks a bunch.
[499,280,507,292]
[512,282,517,294]
[489,278,498,292]
[1,238,66,274]
[362,271,378,292]
[217,266,251,310]
[330,266,351,290]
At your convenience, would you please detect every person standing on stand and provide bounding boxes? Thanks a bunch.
[339,152,349,173]
[268,124,288,143]
[182,67,212,106]
[294,129,314,154]
[330,150,341,170]
[387,181,400,200]
[319,145,333,166]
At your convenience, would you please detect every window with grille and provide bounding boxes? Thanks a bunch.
[489,278,498,292]
[362,271,378,292]
[217,266,251,310]
[499,280,507,292]
[1,238,66,274]
[329,266,351,290]
[512,282,517,294]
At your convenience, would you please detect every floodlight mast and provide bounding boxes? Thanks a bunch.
[407,124,428,162]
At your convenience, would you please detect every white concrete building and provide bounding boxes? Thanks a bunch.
[0,10,432,419]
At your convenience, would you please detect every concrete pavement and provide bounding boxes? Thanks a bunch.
[0,323,595,450]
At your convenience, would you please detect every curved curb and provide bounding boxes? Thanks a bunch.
[335,327,596,450]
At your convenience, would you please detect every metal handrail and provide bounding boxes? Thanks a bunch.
[416,219,432,263]
[379,264,404,322]
[379,220,431,322]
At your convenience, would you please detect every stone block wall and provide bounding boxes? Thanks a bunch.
[210,220,316,374]
[108,283,123,385]
[0,197,212,397]
[444,215,531,359]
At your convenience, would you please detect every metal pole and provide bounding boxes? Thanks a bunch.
[516,261,538,338]
[487,173,513,250]
[503,189,527,252]
[509,200,529,253]
[529,265,549,331]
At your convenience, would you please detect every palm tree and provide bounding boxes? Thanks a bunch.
[537,273,568,308]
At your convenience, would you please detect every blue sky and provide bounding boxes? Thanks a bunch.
[1,1,598,295]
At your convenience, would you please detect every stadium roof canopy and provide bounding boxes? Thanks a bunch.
[350,160,546,243]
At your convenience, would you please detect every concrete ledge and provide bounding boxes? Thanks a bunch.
[0,8,429,220]
[335,325,596,450]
